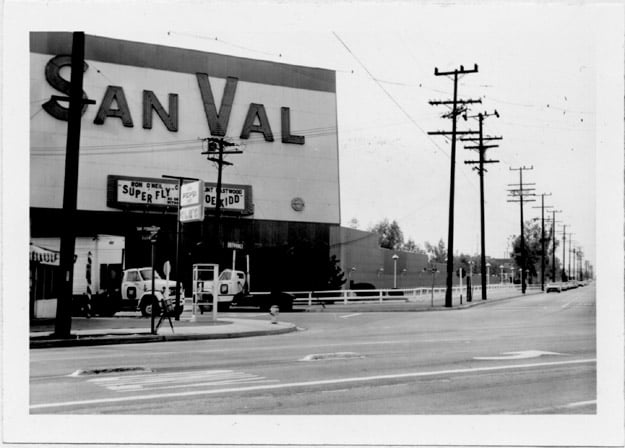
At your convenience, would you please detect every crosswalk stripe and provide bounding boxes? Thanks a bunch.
[88,369,271,392]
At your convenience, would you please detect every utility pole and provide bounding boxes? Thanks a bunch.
[54,32,96,338]
[559,225,567,282]
[577,248,583,281]
[428,64,481,308]
[162,174,200,320]
[549,209,562,281]
[461,110,501,300]
[532,193,553,291]
[201,137,242,251]
[507,166,536,294]
[572,247,577,281]
[566,232,575,280]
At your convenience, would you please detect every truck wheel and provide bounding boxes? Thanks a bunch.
[140,297,160,317]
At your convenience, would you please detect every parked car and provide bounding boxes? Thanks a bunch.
[546,282,562,293]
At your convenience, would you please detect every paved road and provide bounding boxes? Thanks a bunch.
[30,284,595,414]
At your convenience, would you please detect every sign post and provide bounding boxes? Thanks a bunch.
[162,175,200,320]
[459,267,463,305]
[138,226,160,334]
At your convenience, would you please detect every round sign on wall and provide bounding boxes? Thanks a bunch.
[291,197,305,212]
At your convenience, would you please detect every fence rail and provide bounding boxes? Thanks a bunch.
[251,283,540,307]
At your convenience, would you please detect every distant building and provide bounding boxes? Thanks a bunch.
[330,227,432,289]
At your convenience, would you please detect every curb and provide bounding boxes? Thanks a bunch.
[30,323,298,349]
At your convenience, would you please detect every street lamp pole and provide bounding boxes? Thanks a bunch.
[392,254,399,289]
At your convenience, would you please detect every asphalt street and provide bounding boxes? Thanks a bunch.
[30,284,595,414]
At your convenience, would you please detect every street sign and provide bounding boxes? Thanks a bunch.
[180,180,205,222]
[180,204,204,223]
[163,260,171,277]
[137,226,159,241]
[181,180,204,207]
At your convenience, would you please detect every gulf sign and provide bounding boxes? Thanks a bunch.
[30,33,339,224]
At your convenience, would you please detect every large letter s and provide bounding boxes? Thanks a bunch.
[41,55,90,121]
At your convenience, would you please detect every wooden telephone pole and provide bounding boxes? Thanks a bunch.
[461,111,501,300]
[428,64,481,308]
[201,137,242,250]
[507,166,536,294]
[54,32,96,338]
[532,193,553,291]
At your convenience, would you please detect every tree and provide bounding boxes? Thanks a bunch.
[402,238,426,254]
[369,219,404,250]
[510,219,557,281]
[424,239,447,263]
[347,218,360,229]
[325,255,346,290]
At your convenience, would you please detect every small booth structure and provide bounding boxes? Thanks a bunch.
[29,243,62,319]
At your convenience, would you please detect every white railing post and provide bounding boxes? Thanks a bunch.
[308,291,312,307]
[344,290,348,305]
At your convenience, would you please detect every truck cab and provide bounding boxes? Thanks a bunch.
[197,269,246,313]
[196,268,294,313]
[121,268,184,316]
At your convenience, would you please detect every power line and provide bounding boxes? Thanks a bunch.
[332,31,452,161]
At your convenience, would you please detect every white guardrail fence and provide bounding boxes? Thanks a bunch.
[255,283,541,307]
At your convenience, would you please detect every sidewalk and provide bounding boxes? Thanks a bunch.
[30,317,298,349]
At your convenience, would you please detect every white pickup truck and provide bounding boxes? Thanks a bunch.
[120,267,185,317]
[196,269,294,313]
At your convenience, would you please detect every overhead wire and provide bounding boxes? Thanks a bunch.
[332,31,453,162]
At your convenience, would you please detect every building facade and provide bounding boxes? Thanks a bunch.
[30,32,340,294]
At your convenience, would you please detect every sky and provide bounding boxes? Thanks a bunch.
[9,0,620,267]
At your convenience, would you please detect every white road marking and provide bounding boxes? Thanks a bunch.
[473,350,564,360]
[564,400,596,408]
[30,358,595,410]
[526,399,596,413]
[299,352,364,361]
[88,369,273,392]
[339,313,362,319]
